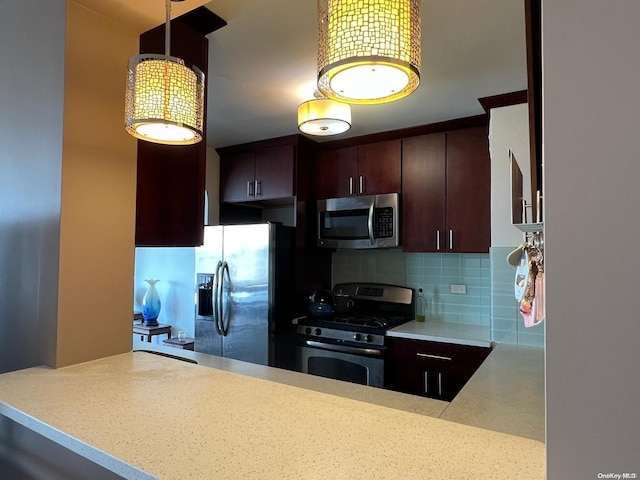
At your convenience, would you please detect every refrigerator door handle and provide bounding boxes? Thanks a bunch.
[213,261,223,335]
[219,261,231,336]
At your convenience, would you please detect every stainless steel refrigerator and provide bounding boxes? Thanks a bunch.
[194,223,293,366]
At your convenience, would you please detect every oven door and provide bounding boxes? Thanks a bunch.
[297,339,384,388]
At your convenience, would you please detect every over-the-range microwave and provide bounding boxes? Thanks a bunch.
[317,193,400,249]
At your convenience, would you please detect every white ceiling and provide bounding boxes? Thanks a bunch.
[203,0,528,149]
[74,0,528,150]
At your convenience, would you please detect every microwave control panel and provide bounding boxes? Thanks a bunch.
[374,207,394,238]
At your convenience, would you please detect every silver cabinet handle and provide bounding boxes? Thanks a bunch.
[255,180,261,196]
[359,175,364,194]
[438,372,443,396]
[424,371,429,394]
[349,177,354,195]
[436,230,440,251]
[246,181,252,197]
[449,229,453,250]
[416,353,453,362]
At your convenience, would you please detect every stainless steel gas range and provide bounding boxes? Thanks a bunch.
[296,283,415,388]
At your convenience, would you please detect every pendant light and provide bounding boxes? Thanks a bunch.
[298,92,351,136]
[317,0,421,105]
[125,0,205,145]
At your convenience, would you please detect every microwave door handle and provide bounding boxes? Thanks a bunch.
[368,202,375,245]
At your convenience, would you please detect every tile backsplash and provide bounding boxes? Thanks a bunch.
[332,247,545,347]
[332,249,491,327]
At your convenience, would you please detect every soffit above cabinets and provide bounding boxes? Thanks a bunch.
[71,0,213,33]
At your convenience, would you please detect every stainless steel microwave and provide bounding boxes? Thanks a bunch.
[317,193,400,249]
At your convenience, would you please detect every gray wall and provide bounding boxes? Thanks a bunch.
[0,0,66,373]
[545,1,640,476]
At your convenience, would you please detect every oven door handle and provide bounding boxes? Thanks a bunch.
[305,340,382,357]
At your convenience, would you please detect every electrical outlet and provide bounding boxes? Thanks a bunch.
[450,284,467,294]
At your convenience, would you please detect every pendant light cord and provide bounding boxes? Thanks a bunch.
[165,0,171,57]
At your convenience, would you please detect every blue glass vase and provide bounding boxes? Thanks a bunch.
[142,279,161,326]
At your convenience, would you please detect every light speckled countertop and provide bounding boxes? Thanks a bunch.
[0,351,544,480]
[387,320,492,347]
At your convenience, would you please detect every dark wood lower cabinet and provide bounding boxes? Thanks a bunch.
[385,337,491,401]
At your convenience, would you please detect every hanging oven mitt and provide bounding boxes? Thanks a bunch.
[533,269,545,325]
[520,258,538,327]
[514,248,530,302]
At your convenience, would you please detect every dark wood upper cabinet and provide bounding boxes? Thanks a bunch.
[219,140,297,203]
[402,126,490,253]
[446,127,491,253]
[135,8,225,246]
[315,139,401,199]
[357,140,402,196]
[402,134,446,252]
[315,146,358,199]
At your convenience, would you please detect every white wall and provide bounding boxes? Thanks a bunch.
[544,1,640,477]
[134,248,196,343]
[489,103,531,247]
[0,0,67,372]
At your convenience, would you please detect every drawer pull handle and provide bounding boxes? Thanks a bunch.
[416,353,453,362]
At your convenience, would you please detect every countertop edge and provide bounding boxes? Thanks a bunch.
[386,329,493,348]
[0,402,156,480]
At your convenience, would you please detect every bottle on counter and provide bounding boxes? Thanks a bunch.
[416,285,426,322]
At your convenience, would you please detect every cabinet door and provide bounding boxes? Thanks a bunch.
[220,151,255,203]
[401,134,446,252]
[357,139,401,195]
[254,144,295,200]
[385,337,490,401]
[445,126,491,253]
[315,146,358,199]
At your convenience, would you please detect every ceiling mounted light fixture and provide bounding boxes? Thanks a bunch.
[317,0,421,105]
[298,92,351,136]
[125,0,204,145]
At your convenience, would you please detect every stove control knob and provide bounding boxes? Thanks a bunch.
[314,328,322,336]
[364,335,373,343]
[354,333,362,341]
[305,327,312,335]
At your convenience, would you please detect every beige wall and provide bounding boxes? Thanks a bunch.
[56,2,139,367]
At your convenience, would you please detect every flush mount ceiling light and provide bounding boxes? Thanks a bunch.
[125,0,204,145]
[317,0,421,105]
[298,93,352,136]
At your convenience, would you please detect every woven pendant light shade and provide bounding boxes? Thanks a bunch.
[125,54,204,145]
[124,0,205,145]
[317,0,421,105]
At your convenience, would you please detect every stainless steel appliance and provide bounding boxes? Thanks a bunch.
[317,193,399,249]
[296,282,414,388]
[194,223,293,366]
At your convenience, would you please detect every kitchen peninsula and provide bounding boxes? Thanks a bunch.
[0,344,544,479]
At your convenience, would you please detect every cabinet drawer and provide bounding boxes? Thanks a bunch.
[389,337,489,364]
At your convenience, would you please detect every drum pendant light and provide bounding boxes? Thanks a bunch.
[317,0,421,105]
[125,0,205,145]
[298,93,351,136]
